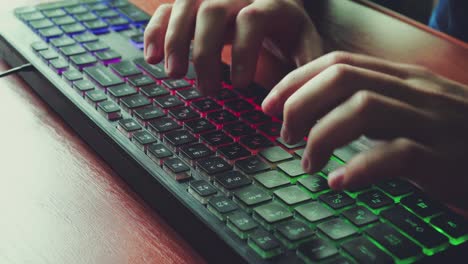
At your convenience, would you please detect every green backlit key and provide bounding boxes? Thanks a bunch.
[400,193,442,218]
[341,236,393,264]
[341,206,378,227]
[259,146,293,163]
[358,190,393,209]
[233,185,272,210]
[188,180,217,204]
[235,156,271,175]
[277,159,306,177]
[319,191,355,210]
[207,195,238,221]
[276,220,314,249]
[317,218,357,240]
[321,159,343,176]
[253,201,292,229]
[377,179,415,197]
[295,202,334,223]
[274,185,311,206]
[254,170,290,190]
[248,228,282,259]
[431,213,468,239]
[298,174,329,193]
[214,171,252,194]
[297,237,339,262]
[227,211,258,239]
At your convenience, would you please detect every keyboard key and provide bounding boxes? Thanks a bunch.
[162,79,191,90]
[381,205,448,248]
[294,148,305,158]
[163,130,197,150]
[214,171,252,194]
[49,58,69,72]
[20,11,45,21]
[60,44,86,56]
[260,146,293,163]
[191,98,222,112]
[321,159,343,176]
[207,195,238,221]
[169,107,199,122]
[107,84,137,100]
[107,17,130,27]
[163,157,191,181]
[73,79,94,94]
[239,134,273,150]
[431,213,468,239]
[117,118,141,138]
[333,145,359,163]
[341,206,378,227]
[188,180,217,204]
[200,130,233,148]
[319,192,355,210]
[196,156,232,177]
[234,185,272,209]
[377,179,415,197]
[248,229,282,259]
[215,89,237,101]
[31,41,49,52]
[134,57,168,79]
[341,236,393,264]
[276,220,314,248]
[140,84,169,98]
[176,88,202,101]
[110,60,141,77]
[39,49,59,60]
[184,118,216,134]
[128,74,155,87]
[154,95,184,109]
[147,143,173,165]
[63,69,83,82]
[120,94,151,111]
[241,110,270,125]
[74,13,98,22]
[224,99,254,113]
[97,100,121,120]
[274,185,311,206]
[83,41,109,52]
[148,117,181,137]
[217,143,251,161]
[50,35,76,47]
[298,238,338,262]
[254,202,292,226]
[95,49,122,62]
[365,223,421,259]
[317,218,357,240]
[133,105,165,123]
[179,143,213,164]
[358,190,393,209]
[84,65,124,87]
[298,174,329,193]
[295,202,334,223]
[132,130,157,151]
[118,5,151,23]
[227,211,258,239]
[235,156,271,175]
[258,122,282,137]
[52,15,77,25]
[223,121,255,137]
[64,5,88,15]
[400,193,442,218]
[89,3,109,12]
[70,53,98,68]
[207,110,237,125]
[277,159,306,177]
[61,23,86,34]
[254,171,290,190]
[85,89,106,106]
[43,8,67,18]
[73,32,98,43]
[96,9,119,19]
[30,18,54,29]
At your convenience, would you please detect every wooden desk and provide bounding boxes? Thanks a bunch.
[0,0,466,263]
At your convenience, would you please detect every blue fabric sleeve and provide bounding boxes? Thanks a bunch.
[429,0,468,42]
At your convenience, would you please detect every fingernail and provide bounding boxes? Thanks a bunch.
[328,166,346,189]
[165,53,173,73]
[262,90,278,113]
[145,43,154,61]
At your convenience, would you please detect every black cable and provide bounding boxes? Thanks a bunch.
[0,63,34,78]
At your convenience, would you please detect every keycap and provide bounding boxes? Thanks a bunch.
[84,65,124,87]
[295,202,334,223]
[224,99,254,113]
[260,146,293,163]
[39,49,59,60]
[61,23,86,34]
[184,118,216,134]
[20,11,45,21]
[51,15,76,25]
[96,9,119,19]
[109,60,141,77]
[133,105,165,123]
[200,130,233,148]
[234,185,272,208]
[217,143,251,161]
[73,79,94,94]
[163,130,197,150]
[358,190,393,209]
[381,205,448,248]
[49,58,69,72]
[431,213,468,239]
[400,193,442,218]
[31,41,49,52]
[83,41,109,52]
[317,218,357,240]
[227,211,258,239]
[50,36,76,48]
[277,159,306,177]
[254,171,290,190]
[333,145,359,163]
[248,229,282,259]
[30,18,54,29]
[73,32,98,43]
[253,202,292,226]
[140,84,169,98]
[223,121,255,137]
[319,192,355,210]
[169,107,199,122]
[95,49,121,62]
[207,196,238,221]
[148,117,181,137]
[321,159,343,176]
[179,143,213,163]
[258,122,282,137]
[240,134,273,150]
[118,5,151,23]
[365,223,421,259]
[276,220,314,248]
[196,156,232,177]
[107,84,137,100]
[377,179,415,197]
[235,156,271,175]
[154,95,184,109]
[70,53,98,68]
[342,206,378,227]
[298,174,329,193]
[294,148,305,158]
[214,171,251,194]
[176,88,202,101]
[298,238,338,261]
[117,118,141,138]
[107,17,130,27]
[75,13,98,22]
[63,69,83,82]
[162,79,190,90]
[215,89,237,101]
[207,110,237,125]
[191,98,222,112]
[120,94,151,111]
[85,89,106,106]
[97,100,121,120]
[128,74,155,87]
[274,185,311,206]
[89,3,109,11]
[134,57,168,79]
[43,8,67,18]
[188,180,217,204]
[64,5,88,15]
[60,44,86,56]
[147,143,173,164]
[163,157,191,181]
[132,130,157,151]
[341,236,393,264]
[241,110,270,125]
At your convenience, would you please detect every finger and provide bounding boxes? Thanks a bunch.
[262,51,415,116]
[164,0,199,78]
[193,0,248,95]
[144,4,172,64]
[301,91,436,174]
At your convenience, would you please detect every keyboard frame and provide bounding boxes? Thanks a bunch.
[1,2,468,263]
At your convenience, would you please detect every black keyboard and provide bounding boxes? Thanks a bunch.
[2,1,468,263]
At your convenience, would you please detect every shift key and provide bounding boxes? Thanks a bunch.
[84,65,124,87]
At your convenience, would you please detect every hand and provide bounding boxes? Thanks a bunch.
[262,51,468,210]
[143,0,322,95]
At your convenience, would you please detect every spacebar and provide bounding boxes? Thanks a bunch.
[84,65,124,87]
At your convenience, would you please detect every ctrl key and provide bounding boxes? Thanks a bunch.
[248,229,282,259]
[163,157,191,182]
[97,100,121,120]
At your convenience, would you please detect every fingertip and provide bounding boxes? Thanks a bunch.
[328,166,346,190]
[261,90,279,115]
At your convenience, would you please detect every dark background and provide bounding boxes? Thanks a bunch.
[372,0,434,24]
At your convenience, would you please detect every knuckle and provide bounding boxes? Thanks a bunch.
[327,63,354,83]
[237,6,264,23]
[327,51,353,65]
[350,90,377,115]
